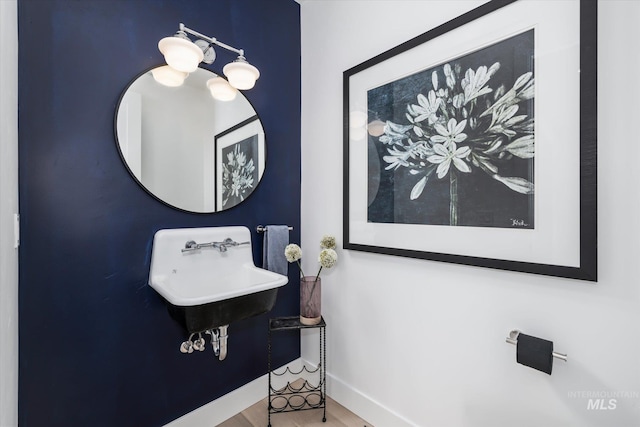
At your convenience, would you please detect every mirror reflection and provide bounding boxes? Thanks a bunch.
[115,66,265,213]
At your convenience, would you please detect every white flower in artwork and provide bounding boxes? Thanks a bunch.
[426,142,472,179]
[408,90,441,125]
[377,56,535,225]
[222,144,256,207]
[430,118,468,147]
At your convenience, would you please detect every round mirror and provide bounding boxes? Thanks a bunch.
[115,66,266,213]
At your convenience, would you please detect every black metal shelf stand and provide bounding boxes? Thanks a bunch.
[268,316,326,427]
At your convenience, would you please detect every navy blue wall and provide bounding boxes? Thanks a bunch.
[18,0,300,425]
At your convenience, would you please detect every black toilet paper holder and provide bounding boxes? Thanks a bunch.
[505,330,568,362]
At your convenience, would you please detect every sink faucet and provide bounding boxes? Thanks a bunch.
[182,238,249,253]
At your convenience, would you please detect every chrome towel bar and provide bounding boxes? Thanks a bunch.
[256,225,293,233]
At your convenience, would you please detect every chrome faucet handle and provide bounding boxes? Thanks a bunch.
[222,238,250,247]
[192,333,205,351]
[180,341,192,353]
[180,333,196,354]
[181,239,249,253]
[180,340,194,354]
[181,240,199,253]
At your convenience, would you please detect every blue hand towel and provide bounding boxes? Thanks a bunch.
[262,225,289,275]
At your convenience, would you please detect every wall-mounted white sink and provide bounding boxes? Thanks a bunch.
[148,226,288,332]
[150,265,287,306]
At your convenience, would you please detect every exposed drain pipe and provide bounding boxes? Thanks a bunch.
[205,326,228,361]
[207,329,220,356]
[181,327,229,360]
[217,325,228,361]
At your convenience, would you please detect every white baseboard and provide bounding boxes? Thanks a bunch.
[164,358,304,427]
[325,369,419,427]
[164,357,416,427]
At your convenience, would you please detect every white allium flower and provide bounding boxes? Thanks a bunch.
[320,235,336,250]
[284,244,302,262]
[318,249,338,269]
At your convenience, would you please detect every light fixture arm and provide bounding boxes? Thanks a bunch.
[179,23,245,58]
[159,23,259,90]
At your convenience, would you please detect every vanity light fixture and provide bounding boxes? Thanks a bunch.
[206,77,238,102]
[367,119,386,137]
[223,57,260,90]
[158,35,204,73]
[151,65,188,87]
[158,23,260,90]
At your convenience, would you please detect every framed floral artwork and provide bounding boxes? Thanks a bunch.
[343,0,597,280]
[215,115,265,211]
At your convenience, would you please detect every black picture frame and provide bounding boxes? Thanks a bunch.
[214,115,264,211]
[343,0,597,281]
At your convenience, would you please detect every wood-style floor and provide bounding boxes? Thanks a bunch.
[217,394,373,427]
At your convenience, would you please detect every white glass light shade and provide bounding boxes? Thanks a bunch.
[223,59,260,90]
[151,65,188,87]
[158,36,204,73]
[367,119,386,137]
[206,77,237,101]
[349,111,367,129]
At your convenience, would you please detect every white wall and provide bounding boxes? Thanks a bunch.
[300,1,640,426]
[0,1,19,426]
[139,77,211,212]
